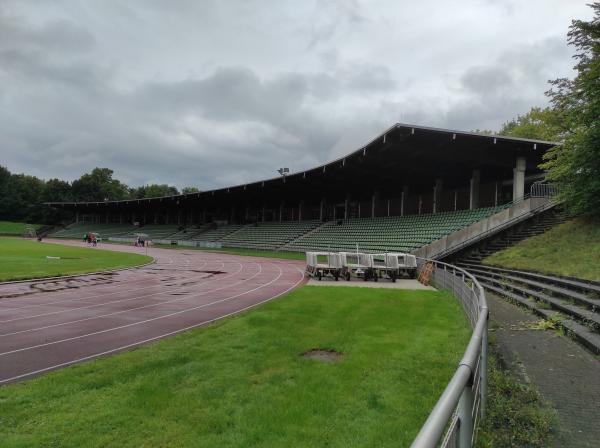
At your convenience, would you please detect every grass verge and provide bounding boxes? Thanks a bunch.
[477,346,557,447]
[99,239,305,260]
[0,237,152,281]
[483,217,600,282]
[0,286,470,447]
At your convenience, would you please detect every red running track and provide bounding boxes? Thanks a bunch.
[0,240,306,384]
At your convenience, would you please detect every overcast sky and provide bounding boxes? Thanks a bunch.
[0,0,594,189]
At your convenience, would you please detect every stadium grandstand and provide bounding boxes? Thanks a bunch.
[46,124,557,257]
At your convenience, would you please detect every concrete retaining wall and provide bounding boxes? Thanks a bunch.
[412,198,554,259]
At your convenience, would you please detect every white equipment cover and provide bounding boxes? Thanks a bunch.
[340,252,372,269]
[306,251,343,269]
[385,252,418,269]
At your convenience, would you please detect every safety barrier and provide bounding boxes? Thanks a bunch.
[411,258,488,448]
[530,181,559,198]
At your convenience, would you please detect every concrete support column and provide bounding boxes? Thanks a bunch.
[319,198,325,221]
[513,157,526,201]
[279,202,284,222]
[344,195,350,220]
[75,212,79,224]
[418,195,423,215]
[433,178,443,213]
[387,199,390,217]
[469,169,481,210]
[494,183,499,206]
[298,201,303,222]
[454,190,458,211]
[371,190,378,218]
[401,186,409,216]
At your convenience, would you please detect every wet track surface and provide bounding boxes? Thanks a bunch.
[0,240,306,384]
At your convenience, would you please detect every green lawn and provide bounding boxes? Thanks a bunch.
[0,221,41,235]
[483,218,600,281]
[0,286,470,447]
[0,238,153,281]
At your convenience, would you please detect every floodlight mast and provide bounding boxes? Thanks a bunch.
[277,167,289,177]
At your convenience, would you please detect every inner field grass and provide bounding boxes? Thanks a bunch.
[0,238,153,281]
[483,217,600,281]
[0,286,470,447]
[0,221,41,235]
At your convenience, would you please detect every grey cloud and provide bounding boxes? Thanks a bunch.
[0,0,590,190]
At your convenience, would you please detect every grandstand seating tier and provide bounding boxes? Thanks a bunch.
[48,205,509,253]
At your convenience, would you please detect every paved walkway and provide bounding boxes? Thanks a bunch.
[488,292,600,448]
[307,278,435,289]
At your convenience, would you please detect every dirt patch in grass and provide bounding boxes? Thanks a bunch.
[301,348,343,363]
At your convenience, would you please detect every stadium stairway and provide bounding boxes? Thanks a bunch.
[456,262,600,354]
[279,221,331,251]
[49,223,137,239]
[446,209,600,354]
[456,209,567,264]
[220,220,322,250]
[191,224,246,242]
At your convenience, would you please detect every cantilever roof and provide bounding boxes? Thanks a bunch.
[46,123,556,207]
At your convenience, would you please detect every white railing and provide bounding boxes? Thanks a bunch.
[411,258,488,448]
[530,181,559,198]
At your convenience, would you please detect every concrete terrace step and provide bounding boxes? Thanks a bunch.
[462,266,600,311]
[482,283,600,355]
[457,262,600,295]
[474,274,600,331]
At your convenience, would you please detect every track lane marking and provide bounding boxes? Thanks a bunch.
[0,259,210,311]
[0,262,282,356]
[0,266,305,385]
[0,261,235,324]
[0,260,264,338]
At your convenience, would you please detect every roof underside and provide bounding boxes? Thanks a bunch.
[48,123,555,209]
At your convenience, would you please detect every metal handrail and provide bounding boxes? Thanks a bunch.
[531,181,560,198]
[411,258,488,448]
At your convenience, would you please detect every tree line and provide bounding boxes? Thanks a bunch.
[0,166,199,224]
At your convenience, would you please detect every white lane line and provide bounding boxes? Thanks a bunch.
[0,262,280,356]
[0,260,263,338]
[0,260,237,324]
[0,265,305,385]
[0,259,212,312]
